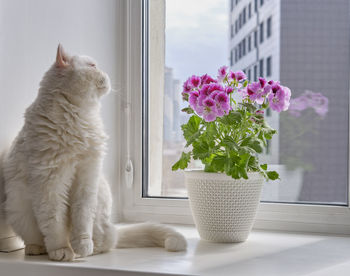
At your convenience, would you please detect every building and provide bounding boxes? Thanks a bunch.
[163,67,182,143]
[229,0,350,203]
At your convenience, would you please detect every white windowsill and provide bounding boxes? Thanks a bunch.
[1,225,350,276]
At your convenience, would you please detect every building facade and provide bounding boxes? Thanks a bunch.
[229,0,350,203]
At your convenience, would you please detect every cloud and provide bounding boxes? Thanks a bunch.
[165,0,228,83]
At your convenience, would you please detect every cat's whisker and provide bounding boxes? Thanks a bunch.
[109,87,131,107]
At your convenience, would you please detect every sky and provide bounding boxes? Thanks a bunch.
[165,0,228,85]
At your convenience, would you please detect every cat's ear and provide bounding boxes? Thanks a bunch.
[56,44,69,68]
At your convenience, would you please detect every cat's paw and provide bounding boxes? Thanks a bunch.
[71,238,93,257]
[164,233,187,252]
[25,244,47,255]
[48,247,75,261]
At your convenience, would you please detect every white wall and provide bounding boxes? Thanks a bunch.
[0,0,124,221]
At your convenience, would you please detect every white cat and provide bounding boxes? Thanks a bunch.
[0,45,186,261]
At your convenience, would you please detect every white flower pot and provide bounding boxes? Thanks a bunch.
[185,170,264,242]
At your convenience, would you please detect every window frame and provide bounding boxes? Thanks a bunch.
[120,0,350,235]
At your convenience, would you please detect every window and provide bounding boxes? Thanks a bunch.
[239,42,242,59]
[235,20,238,33]
[248,35,252,52]
[266,56,272,77]
[248,3,252,18]
[235,48,238,62]
[254,0,257,12]
[231,24,234,38]
[239,13,242,29]
[242,38,246,56]
[230,50,234,66]
[259,22,264,43]
[259,58,264,77]
[248,68,251,81]
[231,0,234,11]
[254,30,258,47]
[127,0,350,234]
[260,0,264,6]
[254,64,258,81]
[243,7,246,24]
[267,16,272,38]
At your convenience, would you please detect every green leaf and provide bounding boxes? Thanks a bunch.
[192,140,210,159]
[261,102,269,109]
[248,156,259,170]
[181,115,202,146]
[172,152,191,171]
[204,164,216,172]
[240,136,252,147]
[243,80,248,87]
[210,155,227,172]
[222,136,239,151]
[238,167,248,179]
[267,171,279,180]
[241,137,263,153]
[181,107,194,114]
[260,164,268,170]
[220,111,242,125]
[261,122,277,140]
[204,122,217,142]
[249,139,263,153]
[241,103,257,113]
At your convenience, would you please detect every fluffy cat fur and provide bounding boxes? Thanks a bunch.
[0,45,186,261]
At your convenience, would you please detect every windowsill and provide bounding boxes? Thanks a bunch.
[1,225,350,276]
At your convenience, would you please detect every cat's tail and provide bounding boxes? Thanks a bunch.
[115,223,187,252]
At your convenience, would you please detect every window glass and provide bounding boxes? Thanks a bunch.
[266,56,272,77]
[260,22,264,43]
[267,16,272,38]
[254,30,258,47]
[248,35,251,52]
[147,0,350,205]
[259,58,264,77]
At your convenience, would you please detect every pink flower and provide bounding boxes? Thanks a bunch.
[225,86,234,94]
[235,71,247,81]
[188,75,201,88]
[201,74,216,85]
[215,92,231,116]
[247,78,271,104]
[189,91,199,111]
[268,84,291,112]
[228,71,236,81]
[202,98,217,122]
[183,79,192,93]
[198,83,224,106]
[217,66,229,82]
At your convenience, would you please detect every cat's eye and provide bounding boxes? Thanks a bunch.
[88,63,96,68]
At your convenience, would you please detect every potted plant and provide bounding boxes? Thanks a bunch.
[172,66,291,242]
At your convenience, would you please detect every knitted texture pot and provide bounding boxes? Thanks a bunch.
[185,170,264,242]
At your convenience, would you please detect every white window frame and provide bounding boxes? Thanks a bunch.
[118,0,350,235]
